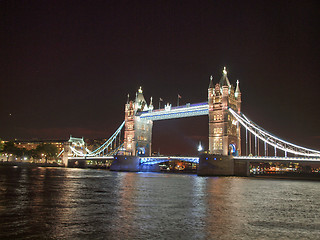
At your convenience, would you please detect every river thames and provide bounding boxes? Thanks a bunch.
[0,166,319,239]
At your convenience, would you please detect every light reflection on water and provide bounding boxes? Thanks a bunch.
[0,166,319,239]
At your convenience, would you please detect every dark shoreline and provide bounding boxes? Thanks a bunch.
[1,162,320,181]
[0,161,64,168]
[250,173,320,181]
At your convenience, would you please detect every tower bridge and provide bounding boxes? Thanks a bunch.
[61,67,320,176]
[122,67,241,157]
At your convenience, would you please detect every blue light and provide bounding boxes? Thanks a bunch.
[140,108,209,120]
[139,156,199,165]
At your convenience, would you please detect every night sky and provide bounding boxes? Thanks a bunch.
[1,0,319,155]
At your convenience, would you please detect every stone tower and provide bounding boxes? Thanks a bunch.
[208,67,241,156]
[123,87,153,156]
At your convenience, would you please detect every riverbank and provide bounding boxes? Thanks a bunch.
[0,161,64,168]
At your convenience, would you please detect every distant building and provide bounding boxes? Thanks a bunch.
[14,140,67,153]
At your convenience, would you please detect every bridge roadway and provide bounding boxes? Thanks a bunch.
[68,155,320,165]
[234,156,320,164]
[68,156,199,164]
[68,156,114,161]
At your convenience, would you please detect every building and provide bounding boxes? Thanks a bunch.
[14,139,66,153]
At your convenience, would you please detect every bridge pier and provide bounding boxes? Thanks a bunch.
[197,154,249,176]
[110,156,140,171]
[140,163,160,172]
[198,154,234,176]
[67,159,87,168]
[62,142,71,167]
[234,159,250,176]
[110,155,160,172]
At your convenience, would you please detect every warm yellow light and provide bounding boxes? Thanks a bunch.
[223,67,227,75]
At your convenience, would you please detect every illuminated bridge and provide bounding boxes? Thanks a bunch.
[63,104,320,161]
[59,67,320,175]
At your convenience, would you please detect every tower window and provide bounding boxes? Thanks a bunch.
[214,128,223,134]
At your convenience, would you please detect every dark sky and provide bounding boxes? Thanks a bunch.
[1,0,319,155]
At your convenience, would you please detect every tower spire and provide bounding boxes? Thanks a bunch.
[219,67,231,87]
[209,75,214,88]
[223,66,227,75]
[235,80,241,98]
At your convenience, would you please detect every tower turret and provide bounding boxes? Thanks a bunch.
[208,75,214,110]
[149,97,154,111]
[135,87,148,111]
[235,80,241,95]
[219,67,231,87]
[209,75,214,89]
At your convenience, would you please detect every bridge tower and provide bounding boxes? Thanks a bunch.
[123,87,153,156]
[208,67,241,156]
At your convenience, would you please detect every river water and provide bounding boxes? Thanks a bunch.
[0,166,319,239]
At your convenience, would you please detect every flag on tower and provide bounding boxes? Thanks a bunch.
[159,98,163,109]
[177,94,182,106]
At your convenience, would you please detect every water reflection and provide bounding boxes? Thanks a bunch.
[0,167,320,239]
[111,172,139,239]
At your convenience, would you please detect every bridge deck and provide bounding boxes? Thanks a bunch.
[68,155,320,165]
[234,156,320,163]
[68,156,114,160]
